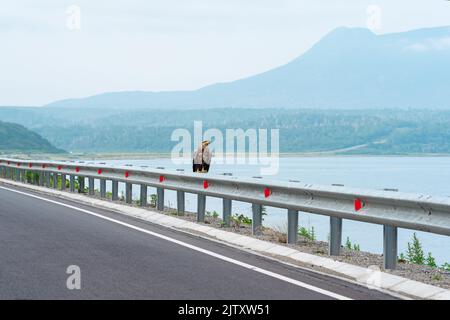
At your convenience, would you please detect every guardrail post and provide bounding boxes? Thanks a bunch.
[287,209,299,244]
[329,216,342,256]
[69,175,75,192]
[112,180,119,200]
[177,190,185,215]
[33,172,38,185]
[16,169,20,182]
[45,172,51,188]
[197,194,206,222]
[125,183,132,203]
[383,225,398,270]
[157,187,164,211]
[100,179,106,198]
[252,204,263,235]
[140,184,147,206]
[61,174,66,190]
[88,177,95,195]
[53,173,58,189]
[223,198,232,227]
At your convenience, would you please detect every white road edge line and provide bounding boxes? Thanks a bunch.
[0,185,352,300]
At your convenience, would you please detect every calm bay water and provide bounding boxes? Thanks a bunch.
[90,156,450,265]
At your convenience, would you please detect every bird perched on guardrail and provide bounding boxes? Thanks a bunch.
[193,140,211,173]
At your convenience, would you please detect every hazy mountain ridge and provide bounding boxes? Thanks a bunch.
[46,26,450,109]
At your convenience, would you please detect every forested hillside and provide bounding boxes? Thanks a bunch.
[1,108,449,154]
[0,120,63,153]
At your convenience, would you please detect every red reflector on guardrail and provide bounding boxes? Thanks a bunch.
[42,164,46,169]
[17,163,20,167]
[75,167,80,172]
[354,198,364,211]
[7,161,10,164]
[98,169,102,175]
[159,175,164,182]
[264,187,271,198]
[57,166,62,170]
[125,171,130,178]
[28,164,32,168]
[203,180,209,189]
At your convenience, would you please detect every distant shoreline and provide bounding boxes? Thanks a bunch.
[7,151,450,160]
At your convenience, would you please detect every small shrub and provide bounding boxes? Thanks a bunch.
[441,263,450,271]
[345,237,352,250]
[231,214,245,230]
[241,215,252,225]
[401,233,442,269]
[406,233,425,265]
[298,226,315,241]
[150,194,157,207]
[230,214,252,230]
[426,252,437,268]
[345,237,361,251]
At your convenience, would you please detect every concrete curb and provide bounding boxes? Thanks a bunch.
[1,179,449,300]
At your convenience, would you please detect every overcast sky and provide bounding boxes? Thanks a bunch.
[1,0,449,106]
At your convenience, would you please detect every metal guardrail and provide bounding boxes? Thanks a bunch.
[1,157,450,270]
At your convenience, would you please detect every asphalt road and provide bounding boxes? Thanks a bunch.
[0,183,398,300]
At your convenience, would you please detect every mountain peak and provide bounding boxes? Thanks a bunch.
[326,26,375,37]
[46,25,450,110]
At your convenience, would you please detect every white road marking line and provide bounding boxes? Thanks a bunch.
[0,185,352,300]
